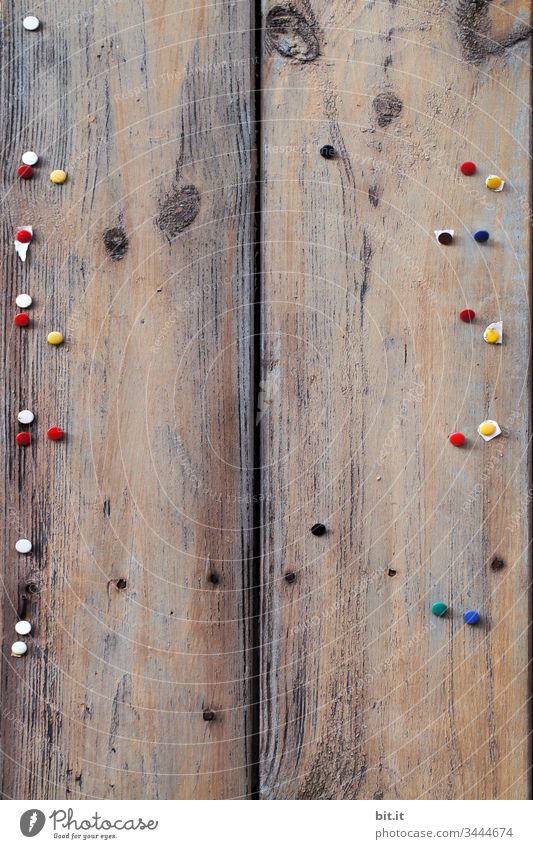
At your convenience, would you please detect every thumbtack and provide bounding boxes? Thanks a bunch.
[15,538,32,554]
[459,308,475,323]
[463,609,480,625]
[16,432,31,446]
[14,313,30,327]
[434,229,453,245]
[47,426,65,441]
[449,432,465,447]
[311,523,327,536]
[15,621,32,636]
[460,161,476,176]
[17,164,33,180]
[11,641,28,657]
[473,229,490,243]
[431,602,448,617]
[320,144,336,159]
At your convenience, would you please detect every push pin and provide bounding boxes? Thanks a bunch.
[434,229,453,245]
[11,641,28,657]
[17,164,33,180]
[15,621,32,636]
[18,410,34,424]
[460,161,476,176]
[311,523,327,536]
[50,169,67,184]
[15,226,33,262]
[449,432,465,447]
[16,294,32,309]
[478,420,501,441]
[47,426,65,441]
[16,432,31,446]
[22,151,38,166]
[431,602,448,617]
[15,538,32,554]
[473,229,490,243]
[47,331,64,346]
[13,313,30,327]
[463,609,480,625]
[486,175,504,192]
[483,322,502,344]
[320,145,336,159]
[459,308,476,323]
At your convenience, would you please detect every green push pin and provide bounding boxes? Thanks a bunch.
[431,601,448,617]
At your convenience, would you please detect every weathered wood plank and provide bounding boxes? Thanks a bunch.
[1,0,256,799]
[259,0,531,798]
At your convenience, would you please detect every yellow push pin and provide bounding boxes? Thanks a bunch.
[50,169,67,184]
[486,174,504,192]
[478,420,501,441]
[483,321,503,344]
[47,331,64,346]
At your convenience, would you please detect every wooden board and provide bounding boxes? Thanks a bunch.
[1,0,531,802]
[259,0,531,799]
[0,0,256,799]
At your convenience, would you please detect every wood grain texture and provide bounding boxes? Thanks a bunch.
[259,0,531,799]
[1,0,256,799]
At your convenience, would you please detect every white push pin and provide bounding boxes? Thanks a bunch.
[11,641,28,657]
[15,621,32,636]
[22,16,40,31]
[18,410,34,424]
[22,151,39,166]
[15,538,32,554]
[16,294,32,309]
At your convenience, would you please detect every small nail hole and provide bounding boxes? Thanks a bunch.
[490,556,505,571]
[207,572,220,585]
[25,582,40,595]
[116,578,127,589]
[284,571,297,584]
[387,568,397,577]
[202,709,215,722]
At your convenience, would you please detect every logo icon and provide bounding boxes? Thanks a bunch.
[20,810,46,837]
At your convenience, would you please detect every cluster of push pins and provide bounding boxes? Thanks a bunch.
[434,160,506,626]
[318,148,505,627]
[11,16,68,658]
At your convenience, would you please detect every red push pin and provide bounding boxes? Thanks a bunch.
[460,161,476,176]
[15,228,32,243]
[449,432,466,447]
[16,432,31,446]
[13,313,30,327]
[17,164,33,180]
[459,308,476,323]
[47,426,65,441]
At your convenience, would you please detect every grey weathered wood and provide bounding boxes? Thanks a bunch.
[259,0,531,799]
[0,0,256,799]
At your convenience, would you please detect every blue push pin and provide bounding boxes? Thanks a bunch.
[474,229,490,243]
[464,609,481,625]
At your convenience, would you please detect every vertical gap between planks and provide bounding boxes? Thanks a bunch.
[249,0,263,801]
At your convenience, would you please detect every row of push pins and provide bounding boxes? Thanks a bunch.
[12,20,68,659]
[431,603,480,625]
[435,160,507,623]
